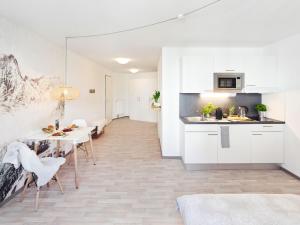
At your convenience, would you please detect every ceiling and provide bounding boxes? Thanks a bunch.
[1,0,300,73]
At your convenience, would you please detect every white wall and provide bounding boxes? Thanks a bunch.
[157,57,162,141]
[64,52,111,124]
[0,17,111,145]
[161,48,181,156]
[263,33,300,177]
[0,17,63,144]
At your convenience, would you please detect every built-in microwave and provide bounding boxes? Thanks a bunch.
[214,73,245,92]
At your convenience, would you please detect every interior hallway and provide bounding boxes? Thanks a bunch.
[1,118,300,225]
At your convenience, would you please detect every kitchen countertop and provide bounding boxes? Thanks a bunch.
[180,116,285,124]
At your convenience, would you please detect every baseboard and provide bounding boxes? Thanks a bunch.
[184,163,281,171]
[280,167,300,180]
[162,156,181,159]
[112,116,129,120]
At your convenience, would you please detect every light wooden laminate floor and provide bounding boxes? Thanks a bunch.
[1,118,300,225]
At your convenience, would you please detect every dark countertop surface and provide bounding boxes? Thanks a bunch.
[180,116,285,125]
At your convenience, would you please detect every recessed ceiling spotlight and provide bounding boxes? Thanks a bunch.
[115,58,130,64]
[177,14,184,19]
[129,68,139,74]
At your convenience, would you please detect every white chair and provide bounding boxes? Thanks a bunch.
[72,119,90,160]
[3,142,65,210]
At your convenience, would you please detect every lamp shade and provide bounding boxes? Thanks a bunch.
[51,86,80,100]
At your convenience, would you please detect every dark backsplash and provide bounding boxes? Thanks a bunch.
[179,93,262,117]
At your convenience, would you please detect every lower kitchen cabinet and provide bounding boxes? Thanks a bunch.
[218,126,251,163]
[180,123,284,165]
[251,131,284,163]
[184,131,218,164]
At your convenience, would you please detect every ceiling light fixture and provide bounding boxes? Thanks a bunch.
[200,92,236,98]
[177,14,185,20]
[129,68,139,74]
[51,37,80,118]
[115,58,130,64]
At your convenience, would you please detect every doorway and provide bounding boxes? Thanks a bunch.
[129,77,157,122]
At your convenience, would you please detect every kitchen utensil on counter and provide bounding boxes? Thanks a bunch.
[215,108,223,120]
[238,106,248,118]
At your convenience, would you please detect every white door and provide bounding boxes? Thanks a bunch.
[184,132,218,164]
[105,75,113,124]
[251,132,284,163]
[129,78,157,122]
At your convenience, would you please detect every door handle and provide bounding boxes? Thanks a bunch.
[208,134,218,136]
[252,134,263,135]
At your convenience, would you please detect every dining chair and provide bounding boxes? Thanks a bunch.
[72,119,90,160]
[3,142,65,210]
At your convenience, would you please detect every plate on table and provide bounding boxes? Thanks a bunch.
[52,131,67,137]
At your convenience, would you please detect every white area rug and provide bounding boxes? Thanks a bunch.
[177,194,300,225]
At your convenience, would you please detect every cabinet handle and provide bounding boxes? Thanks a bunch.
[247,84,256,87]
[263,125,273,128]
[252,134,263,135]
[225,69,235,72]
[208,134,218,136]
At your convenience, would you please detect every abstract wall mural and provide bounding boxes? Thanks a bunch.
[0,54,59,113]
[0,54,60,205]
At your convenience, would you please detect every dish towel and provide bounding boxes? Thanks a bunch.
[2,142,65,187]
[220,126,230,148]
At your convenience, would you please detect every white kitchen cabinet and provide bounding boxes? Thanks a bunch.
[218,125,251,163]
[251,131,284,163]
[244,55,278,92]
[184,131,218,164]
[213,50,245,72]
[181,123,285,165]
[180,55,214,93]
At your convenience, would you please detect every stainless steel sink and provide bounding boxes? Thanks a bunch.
[185,117,230,123]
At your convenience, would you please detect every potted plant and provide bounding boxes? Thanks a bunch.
[201,103,217,118]
[255,103,267,120]
[152,90,161,108]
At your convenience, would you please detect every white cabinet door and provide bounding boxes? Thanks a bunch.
[251,132,284,163]
[218,125,251,163]
[244,55,278,92]
[214,50,244,72]
[181,55,214,93]
[184,132,218,164]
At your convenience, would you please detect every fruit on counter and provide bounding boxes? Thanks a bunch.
[227,115,254,122]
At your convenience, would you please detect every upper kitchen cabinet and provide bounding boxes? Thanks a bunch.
[213,49,245,73]
[244,55,279,93]
[180,55,214,93]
